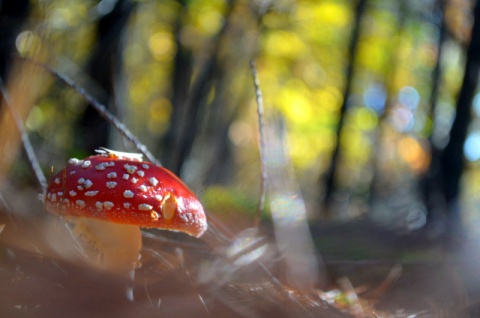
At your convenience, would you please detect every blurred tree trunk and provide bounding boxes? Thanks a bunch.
[322,0,367,217]
[161,0,193,169]
[75,0,135,153]
[367,1,407,210]
[167,0,236,176]
[427,0,446,124]
[0,0,29,90]
[420,0,448,227]
[203,70,238,186]
[438,0,480,240]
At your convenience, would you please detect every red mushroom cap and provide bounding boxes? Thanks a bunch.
[44,149,207,237]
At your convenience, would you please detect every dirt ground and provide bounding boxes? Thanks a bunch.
[1,188,479,317]
[312,218,480,317]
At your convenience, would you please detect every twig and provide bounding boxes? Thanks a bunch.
[362,264,402,301]
[249,60,267,229]
[19,57,161,166]
[224,234,268,264]
[0,79,47,190]
[0,191,18,225]
[338,276,365,317]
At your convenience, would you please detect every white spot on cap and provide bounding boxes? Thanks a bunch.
[85,191,99,197]
[70,171,76,175]
[142,164,149,169]
[138,203,153,211]
[69,190,77,197]
[179,212,193,224]
[106,162,115,167]
[107,172,117,179]
[138,185,147,192]
[78,178,85,184]
[123,190,134,198]
[81,160,91,168]
[47,193,52,199]
[123,202,131,208]
[76,200,86,208]
[54,178,60,185]
[95,202,103,211]
[137,170,145,177]
[149,177,159,187]
[84,179,93,189]
[77,185,84,191]
[123,174,129,180]
[62,198,70,204]
[75,160,84,166]
[51,194,57,202]
[95,164,106,171]
[124,164,137,174]
[68,158,79,165]
[57,192,63,197]
[103,202,114,210]
[106,181,117,189]
[154,194,162,201]
[131,178,138,184]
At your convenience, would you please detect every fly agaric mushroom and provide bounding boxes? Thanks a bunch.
[44,148,207,238]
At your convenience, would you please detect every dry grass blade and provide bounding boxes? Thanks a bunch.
[0,80,47,190]
[0,60,47,183]
[18,57,161,166]
[249,60,267,230]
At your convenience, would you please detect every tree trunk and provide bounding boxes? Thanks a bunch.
[75,0,135,153]
[420,0,448,227]
[0,0,29,95]
[168,0,236,176]
[439,0,480,239]
[322,0,367,217]
[161,0,193,169]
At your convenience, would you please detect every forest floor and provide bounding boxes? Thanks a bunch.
[1,185,479,317]
[310,218,480,316]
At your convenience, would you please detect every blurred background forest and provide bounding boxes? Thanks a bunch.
[2,0,480,316]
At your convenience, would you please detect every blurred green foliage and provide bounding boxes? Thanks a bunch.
[12,0,480,225]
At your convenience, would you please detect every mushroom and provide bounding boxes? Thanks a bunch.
[43,148,207,275]
[45,148,207,237]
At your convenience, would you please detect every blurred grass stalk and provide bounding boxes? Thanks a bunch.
[265,115,325,290]
[0,53,50,184]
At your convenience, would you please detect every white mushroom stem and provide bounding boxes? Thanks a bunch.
[68,217,141,301]
[66,217,142,276]
[37,216,141,301]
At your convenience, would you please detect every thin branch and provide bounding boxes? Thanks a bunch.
[19,57,161,166]
[0,78,47,190]
[249,60,267,229]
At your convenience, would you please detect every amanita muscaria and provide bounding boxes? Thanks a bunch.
[43,148,207,275]
[45,148,207,237]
